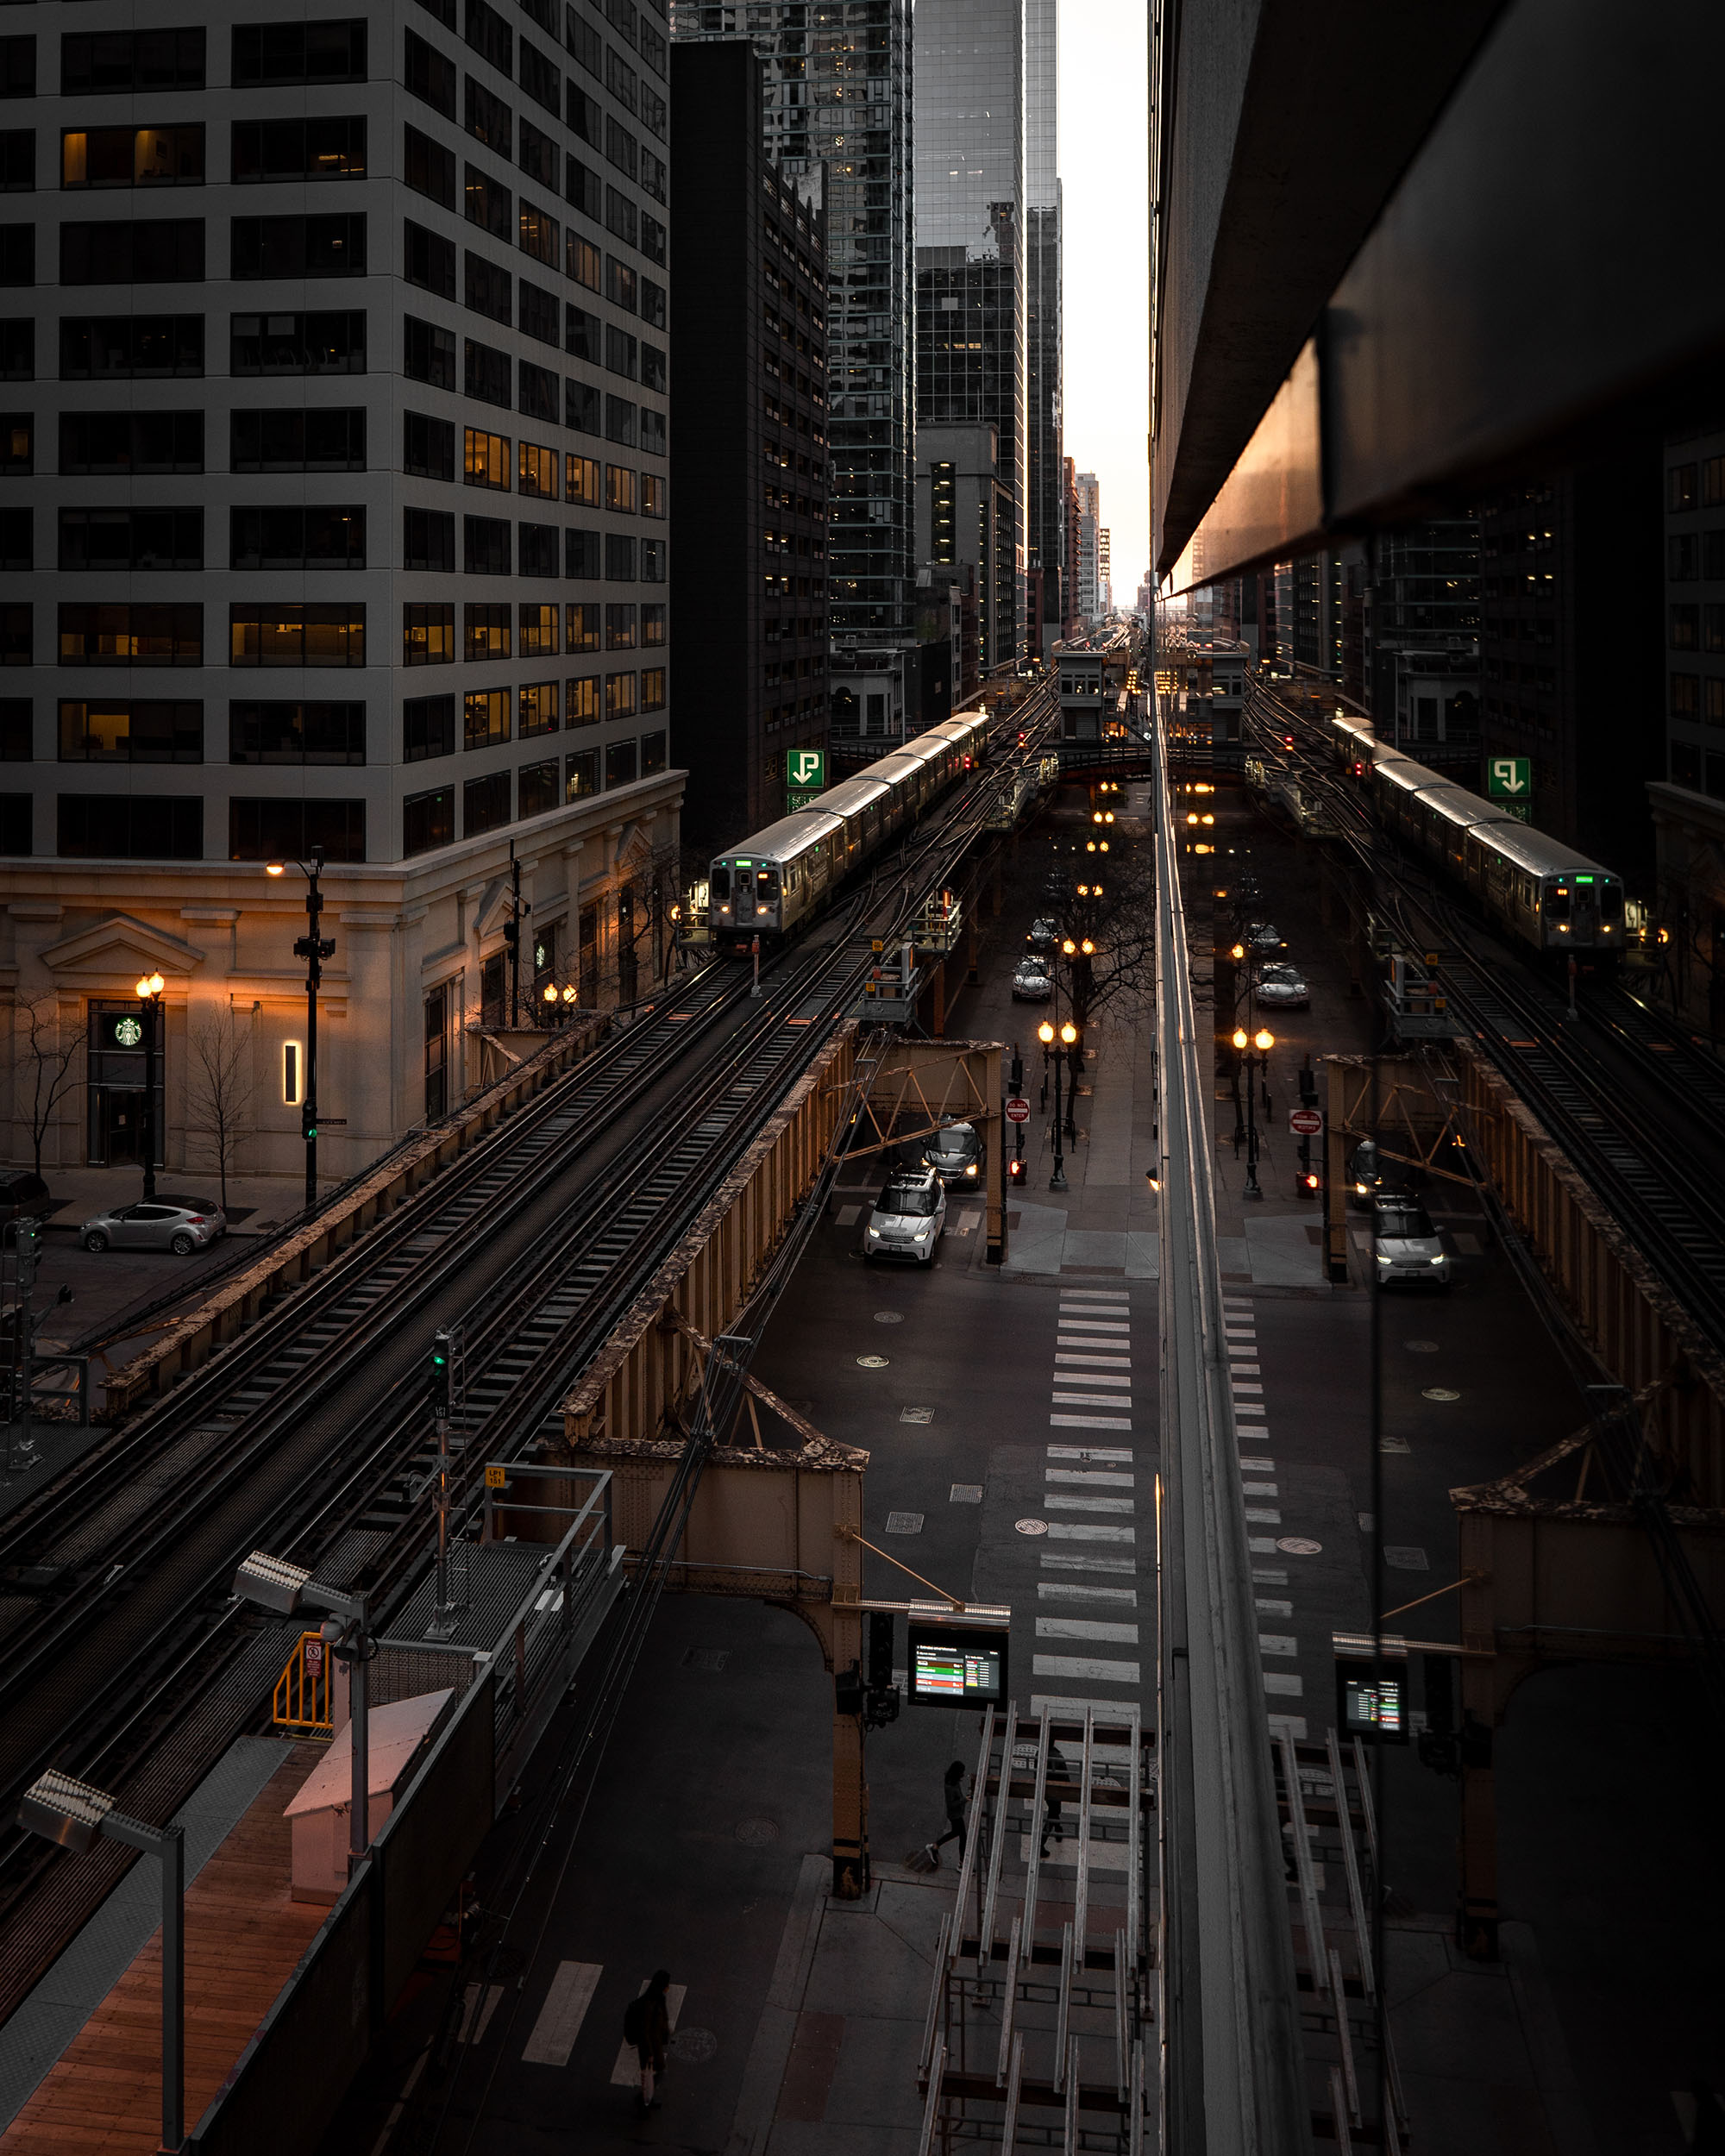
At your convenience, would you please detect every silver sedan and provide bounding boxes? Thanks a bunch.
[81,1199,227,1256]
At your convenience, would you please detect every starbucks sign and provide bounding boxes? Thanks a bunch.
[112,1016,143,1048]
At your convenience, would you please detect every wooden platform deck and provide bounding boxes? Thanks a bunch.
[1,1745,326,2155]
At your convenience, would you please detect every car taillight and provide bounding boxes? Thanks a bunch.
[185,1216,204,1225]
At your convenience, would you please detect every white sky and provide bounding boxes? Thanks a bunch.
[1056,0,1150,603]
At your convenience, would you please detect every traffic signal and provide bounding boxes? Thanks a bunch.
[430,1327,453,1413]
[300,1103,317,1141]
[1007,1155,1026,1182]
[866,1610,894,1691]
[1298,1065,1319,1107]
[1297,1169,1321,1197]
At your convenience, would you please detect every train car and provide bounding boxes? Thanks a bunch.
[1321,708,1626,956]
[707,710,994,953]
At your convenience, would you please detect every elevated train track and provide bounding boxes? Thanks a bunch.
[0,689,1057,2025]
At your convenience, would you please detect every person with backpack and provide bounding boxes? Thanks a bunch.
[624,1969,672,2115]
[924,1760,969,1868]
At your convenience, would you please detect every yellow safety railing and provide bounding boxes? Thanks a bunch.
[273,1627,335,1737]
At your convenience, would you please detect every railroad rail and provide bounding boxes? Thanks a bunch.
[0,693,1057,2026]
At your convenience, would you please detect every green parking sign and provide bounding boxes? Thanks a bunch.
[1488,756,1530,799]
[787,748,826,792]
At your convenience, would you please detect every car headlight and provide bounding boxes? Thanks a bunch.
[867,1227,881,1240]
[1376,1253,1393,1265]
[1429,1255,1446,1265]
[965,1163,978,1176]
[1355,1182,1369,1195]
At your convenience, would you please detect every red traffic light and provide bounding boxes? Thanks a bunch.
[1007,1156,1026,1181]
[1282,733,1295,749]
[1297,1169,1320,1195]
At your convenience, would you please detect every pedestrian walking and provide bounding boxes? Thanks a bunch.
[623,1969,672,2115]
[924,1760,969,1868]
[1040,1744,1070,1858]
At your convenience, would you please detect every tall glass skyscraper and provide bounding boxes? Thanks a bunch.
[1025,0,1063,652]
[913,0,1027,666]
[671,0,916,642]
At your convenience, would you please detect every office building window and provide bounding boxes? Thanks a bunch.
[231,213,364,278]
[230,407,364,471]
[62,218,204,283]
[518,440,557,498]
[464,768,511,834]
[1670,464,1698,513]
[0,318,31,376]
[229,797,365,862]
[518,680,557,735]
[605,736,637,787]
[406,219,457,299]
[605,533,635,580]
[463,686,510,748]
[404,409,455,480]
[605,394,636,446]
[465,0,511,73]
[62,125,205,189]
[1671,605,1701,652]
[565,673,599,726]
[519,278,559,346]
[405,785,455,857]
[465,602,510,660]
[567,230,599,289]
[1,601,29,663]
[403,507,455,572]
[405,28,457,117]
[565,602,599,654]
[63,28,205,96]
[641,728,665,774]
[605,602,635,649]
[605,671,635,718]
[566,453,600,505]
[465,77,512,157]
[229,603,364,667]
[63,411,202,474]
[466,336,511,407]
[566,378,600,434]
[0,506,27,567]
[464,513,510,574]
[404,313,455,388]
[229,505,363,570]
[519,601,557,656]
[404,693,455,761]
[229,699,364,763]
[464,426,511,489]
[519,36,559,116]
[231,115,365,183]
[0,698,28,758]
[639,408,664,456]
[518,116,556,189]
[565,527,600,578]
[641,601,665,645]
[641,537,665,581]
[405,122,455,208]
[230,310,362,375]
[60,507,203,568]
[58,793,203,859]
[1,791,30,850]
[0,222,31,285]
[60,602,200,666]
[0,412,30,474]
[404,602,455,666]
[564,746,598,799]
[519,359,557,421]
[519,756,558,817]
[59,699,203,762]
[465,248,511,323]
[605,463,636,513]
[565,305,601,364]
[641,667,664,711]
[520,199,558,263]
[233,21,366,85]
[518,521,557,577]
[642,473,665,518]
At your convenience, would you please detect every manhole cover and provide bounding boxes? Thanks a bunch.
[875,1310,904,1325]
[1276,1536,1321,1556]
[950,1483,982,1503]
[1015,1517,1050,1536]
[1405,1339,1440,1353]
[735,1817,779,1845]
[900,1405,934,1425]
[681,1648,731,1672]
[1422,1386,1461,1402]
[856,1355,889,1368]
[1383,1545,1429,1570]
[885,1511,924,1534]
[672,2027,718,2065]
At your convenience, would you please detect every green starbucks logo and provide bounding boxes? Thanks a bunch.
[113,1017,143,1047]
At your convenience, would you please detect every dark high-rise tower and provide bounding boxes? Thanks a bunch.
[1024,0,1063,655]
[671,0,915,645]
[913,0,1026,668]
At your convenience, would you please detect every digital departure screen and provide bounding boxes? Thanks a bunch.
[1339,1667,1408,1745]
[906,1624,1007,1710]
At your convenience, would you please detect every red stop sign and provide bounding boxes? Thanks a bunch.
[1005,1096,1031,1124]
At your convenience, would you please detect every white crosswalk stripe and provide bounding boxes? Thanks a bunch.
[523,1961,603,2066]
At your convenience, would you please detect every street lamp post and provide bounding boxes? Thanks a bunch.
[234,1551,372,1871]
[1233,1025,1275,1200]
[135,972,165,1200]
[267,849,335,1210]
[18,1770,185,2151]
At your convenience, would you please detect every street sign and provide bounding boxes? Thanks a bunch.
[1289,1108,1322,1137]
[1487,756,1530,799]
[787,747,827,791]
[1005,1096,1031,1124]
[485,1463,506,1489]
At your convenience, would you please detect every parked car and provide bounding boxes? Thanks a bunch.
[80,1197,227,1256]
[1254,962,1310,1010]
[1244,921,1284,953]
[863,1166,946,1265]
[1026,915,1060,953]
[1371,1196,1450,1288]
[0,1169,51,1227]
[923,1119,982,1186]
[1012,958,1053,1001]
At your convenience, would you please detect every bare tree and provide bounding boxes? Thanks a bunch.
[185,1006,254,1211]
[8,994,85,1179]
[1049,833,1159,1052]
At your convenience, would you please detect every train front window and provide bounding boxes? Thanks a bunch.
[756,868,779,903]
[711,866,731,902]
[1601,883,1623,923]
[1546,886,1571,924]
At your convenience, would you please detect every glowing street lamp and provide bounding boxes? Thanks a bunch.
[135,971,165,1200]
